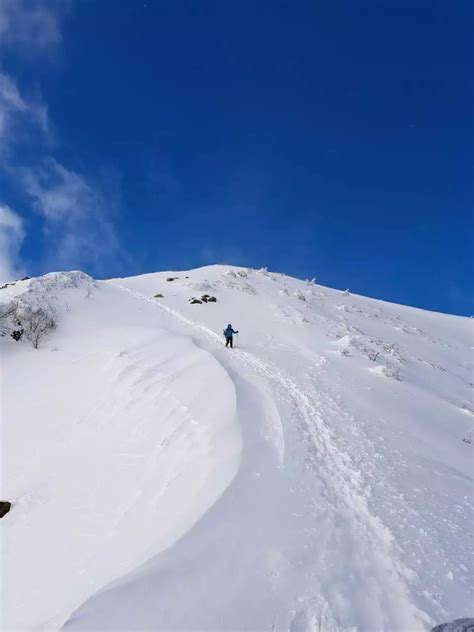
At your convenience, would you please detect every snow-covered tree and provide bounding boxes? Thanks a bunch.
[16,304,56,349]
[0,300,18,336]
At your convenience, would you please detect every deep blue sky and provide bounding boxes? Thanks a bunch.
[2,0,473,314]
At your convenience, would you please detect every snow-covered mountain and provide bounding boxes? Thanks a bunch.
[1,265,472,632]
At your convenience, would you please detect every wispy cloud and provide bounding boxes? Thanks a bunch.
[23,159,100,223]
[21,159,119,270]
[0,1,124,278]
[0,72,49,146]
[0,73,28,117]
[0,204,25,282]
[0,0,64,56]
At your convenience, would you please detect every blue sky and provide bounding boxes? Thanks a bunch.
[0,1,472,315]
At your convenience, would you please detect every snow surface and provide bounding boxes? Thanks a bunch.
[1,266,472,631]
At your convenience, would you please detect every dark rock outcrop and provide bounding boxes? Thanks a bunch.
[0,501,11,518]
[189,295,217,304]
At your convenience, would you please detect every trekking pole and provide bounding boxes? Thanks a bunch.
[236,332,239,348]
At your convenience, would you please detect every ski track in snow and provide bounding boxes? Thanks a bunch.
[107,281,431,631]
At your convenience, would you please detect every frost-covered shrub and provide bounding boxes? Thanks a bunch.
[461,404,473,416]
[0,300,19,337]
[192,281,215,292]
[381,365,400,380]
[1,271,96,348]
[28,271,95,294]
[222,280,256,294]
[16,303,57,349]
[294,290,306,302]
[0,300,17,323]
[431,617,474,632]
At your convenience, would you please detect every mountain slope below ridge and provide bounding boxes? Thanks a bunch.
[1,265,472,631]
[1,271,241,631]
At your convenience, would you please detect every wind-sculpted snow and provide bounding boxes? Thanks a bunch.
[2,265,472,631]
[0,276,241,630]
[63,266,472,632]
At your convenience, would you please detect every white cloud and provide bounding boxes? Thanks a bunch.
[0,2,124,276]
[23,158,98,222]
[0,73,28,140]
[0,72,49,158]
[0,73,27,113]
[0,0,62,144]
[0,76,119,273]
[0,205,25,282]
[22,159,119,270]
[0,0,63,56]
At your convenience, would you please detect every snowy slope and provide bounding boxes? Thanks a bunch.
[0,272,241,631]
[1,266,472,632]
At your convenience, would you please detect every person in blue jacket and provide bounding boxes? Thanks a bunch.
[223,324,239,348]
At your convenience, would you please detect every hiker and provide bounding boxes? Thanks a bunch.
[223,323,239,348]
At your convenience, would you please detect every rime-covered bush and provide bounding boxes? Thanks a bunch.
[15,303,57,349]
[0,301,17,319]
[0,300,19,336]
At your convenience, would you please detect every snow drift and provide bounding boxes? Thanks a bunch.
[0,266,472,632]
[1,271,241,630]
